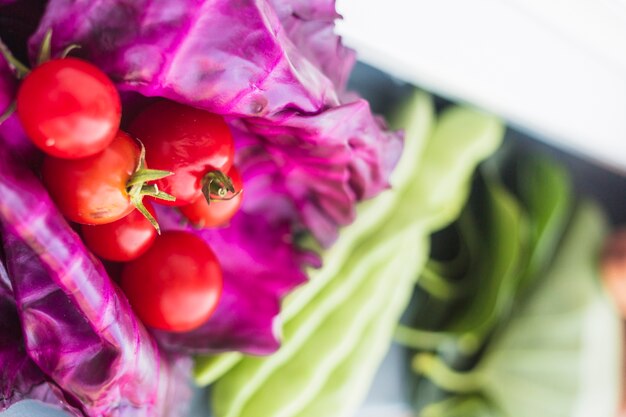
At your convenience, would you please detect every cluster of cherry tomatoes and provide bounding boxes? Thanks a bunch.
[15,55,243,332]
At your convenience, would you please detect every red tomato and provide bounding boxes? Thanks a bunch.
[42,130,138,224]
[120,231,222,332]
[81,202,157,262]
[17,58,121,159]
[128,101,235,206]
[180,166,243,227]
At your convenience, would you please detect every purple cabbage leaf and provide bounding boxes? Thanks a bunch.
[29,0,402,246]
[23,0,402,355]
[0,0,401,417]
[0,33,193,416]
[0,250,60,410]
[0,143,192,415]
[0,0,402,411]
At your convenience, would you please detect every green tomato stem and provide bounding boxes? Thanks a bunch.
[59,44,81,59]
[0,101,16,126]
[127,168,173,186]
[130,192,161,234]
[201,170,238,204]
[125,139,176,233]
[0,29,82,82]
[139,184,176,201]
[0,41,29,78]
[37,29,53,66]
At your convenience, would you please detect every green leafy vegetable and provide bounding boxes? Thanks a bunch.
[397,174,527,354]
[404,154,621,417]
[479,201,621,417]
[515,155,573,292]
[418,202,621,417]
[445,174,525,346]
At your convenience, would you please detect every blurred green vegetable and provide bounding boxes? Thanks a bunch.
[420,395,500,417]
[514,155,572,292]
[444,174,526,350]
[415,201,621,417]
[397,154,576,353]
[400,147,622,417]
[480,201,620,417]
[198,90,504,417]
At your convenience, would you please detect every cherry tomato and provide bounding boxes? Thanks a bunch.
[128,101,235,206]
[120,231,222,332]
[17,58,121,159]
[42,130,138,224]
[81,202,157,262]
[180,166,243,227]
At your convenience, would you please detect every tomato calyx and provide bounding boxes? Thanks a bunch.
[35,29,53,68]
[0,40,29,79]
[201,170,240,204]
[0,29,80,125]
[0,42,26,124]
[36,30,81,66]
[0,29,80,80]
[126,141,175,233]
[0,101,15,125]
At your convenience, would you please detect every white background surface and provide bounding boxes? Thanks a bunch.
[336,0,626,173]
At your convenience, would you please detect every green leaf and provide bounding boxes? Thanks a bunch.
[442,174,526,345]
[404,153,620,417]
[37,29,53,65]
[0,40,29,78]
[0,101,15,126]
[515,155,573,292]
[126,168,173,186]
[478,201,621,417]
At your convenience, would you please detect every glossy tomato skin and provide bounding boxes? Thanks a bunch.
[128,101,235,206]
[180,166,243,227]
[81,202,157,262]
[120,231,222,332]
[17,58,121,159]
[42,130,138,224]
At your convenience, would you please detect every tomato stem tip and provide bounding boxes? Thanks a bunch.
[201,170,240,204]
[0,101,16,125]
[0,41,30,78]
[37,29,53,66]
[60,44,81,59]
[0,28,82,81]
[127,168,173,187]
